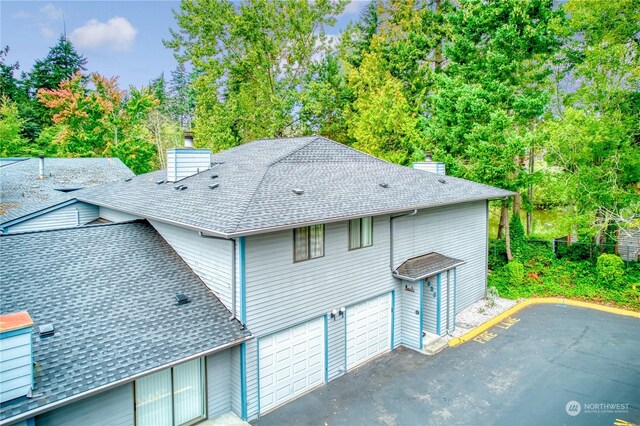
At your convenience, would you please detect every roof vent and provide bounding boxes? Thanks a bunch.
[155,179,165,185]
[438,178,446,184]
[379,183,389,188]
[292,189,304,195]
[125,177,132,182]
[38,323,55,337]
[209,183,219,190]
[174,184,188,191]
[210,175,218,179]
[175,294,190,305]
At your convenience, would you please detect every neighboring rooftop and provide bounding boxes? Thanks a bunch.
[0,221,251,423]
[393,252,467,281]
[0,157,134,219]
[77,136,514,237]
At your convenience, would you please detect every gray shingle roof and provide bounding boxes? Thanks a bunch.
[75,136,513,237]
[0,221,251,422]
[0,157,134,222]
[393,252,467,281]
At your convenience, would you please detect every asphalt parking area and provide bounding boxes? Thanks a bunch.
[254,304,640,426]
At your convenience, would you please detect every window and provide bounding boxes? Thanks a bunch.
[294,224,324,262]
[349,217,373,250]
[135,358,205,426]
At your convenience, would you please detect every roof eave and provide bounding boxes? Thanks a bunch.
[392,260,467,282]
[0,334,253,426]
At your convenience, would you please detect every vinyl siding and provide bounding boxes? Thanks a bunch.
[36,383,133,426]
[423,276,438,334]
[0,331,31,403]
[400,281,421,349]
[244,217,399,419]
[230,345,242,417]
[326,315,346,381]
[150,220,234,310]
[207,350,231,418]
[166,150,211,182]
[98,207,141,222]
[5,202,98,233]
[393,201,488,313]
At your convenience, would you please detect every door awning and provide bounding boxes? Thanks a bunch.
[392,252,466,282]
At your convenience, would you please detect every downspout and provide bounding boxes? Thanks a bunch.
[199,232,237,321]
[389,209,418,271]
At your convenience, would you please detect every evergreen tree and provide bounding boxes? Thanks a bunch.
[0,46,22,102]
[168,63,195,130]
[28,35,87,94]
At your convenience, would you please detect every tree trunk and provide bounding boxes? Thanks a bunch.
[513,192,521,215]
[502,200,513,261]
[497,207,505,239]
[526,147,534,235]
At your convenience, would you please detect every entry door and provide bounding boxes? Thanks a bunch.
[259,317,325,414]
[346,293,391,370]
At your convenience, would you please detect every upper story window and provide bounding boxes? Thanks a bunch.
[294,224,324,262]
[349,217,373,250]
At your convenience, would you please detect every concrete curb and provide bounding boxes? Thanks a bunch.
[448,297,640,347]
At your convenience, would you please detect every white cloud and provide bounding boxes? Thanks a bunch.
[40,25,56,39]
[70,17,138,51]
[39,3,63,21]
[341,0,367,16]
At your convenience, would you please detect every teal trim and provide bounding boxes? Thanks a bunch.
[343,309,348,371]
[168,148,211,153]
[240,343,247,420]
[239,237,246,324]
[0,327,31,339]
[436,274,441,336]
[256,341,261,416]
[27,418,35,426]
[323,314,329,382]
[453,268,457,331]
[1,199,77,229]
[419,281,424,349]
[390,290,395,349]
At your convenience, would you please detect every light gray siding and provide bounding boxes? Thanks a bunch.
[244,217,399,419]
[150,220,234,310]
[207,350,231,418]
[393,201,488,313]
[98,207,141,222]
[166,149,211,182]
[36,383,133,426]
[326,315,346,381]
[0,331,31,403]
[423,276,438,334]
[5,202,98,233]
[230,345,242,417]
[400,281,421,349]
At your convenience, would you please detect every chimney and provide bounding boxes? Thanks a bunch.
[183,131,194,149]
[0,312,34,403]
[412,152,446,175]
[166,131,212,182]
[38,155,45,179]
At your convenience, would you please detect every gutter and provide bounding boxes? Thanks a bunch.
[389,209,418,271]
[199,232,237,321]
[0,335,253,426]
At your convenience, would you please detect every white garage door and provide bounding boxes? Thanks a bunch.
[259,317,325,414]
[346,293,392,370]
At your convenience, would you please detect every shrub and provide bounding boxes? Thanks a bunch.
[486,286,499,307]
[509,214,525,259]
[596,254,625,288]
[505,261,525,286]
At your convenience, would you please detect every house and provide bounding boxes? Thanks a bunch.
[0,136,512,424]
[0,157,133,233]
[0,221,250,426]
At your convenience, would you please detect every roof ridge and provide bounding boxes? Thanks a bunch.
[313,136,389,164]
[267,136,321,166]
[0,219,147,237]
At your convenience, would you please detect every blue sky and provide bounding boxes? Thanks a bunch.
[1,1,368,89]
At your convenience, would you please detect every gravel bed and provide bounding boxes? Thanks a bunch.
[448,296,519,338]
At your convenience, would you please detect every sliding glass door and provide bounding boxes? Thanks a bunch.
[135,358,205,426]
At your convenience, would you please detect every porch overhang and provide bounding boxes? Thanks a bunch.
[392,252,466,282]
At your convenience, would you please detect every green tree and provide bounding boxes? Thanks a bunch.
[37,72,158,174]
[0,97,27,156]
[28,35,87,93]
[544,0,640,244]
[166,0,347,150]
[168,63,196,130]
[0,47,22,102]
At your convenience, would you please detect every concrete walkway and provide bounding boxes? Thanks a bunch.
[254,304,640,426]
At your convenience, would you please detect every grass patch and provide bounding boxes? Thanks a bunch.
[488,240,640,311]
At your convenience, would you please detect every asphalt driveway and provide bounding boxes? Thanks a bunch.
[254,304,640,426]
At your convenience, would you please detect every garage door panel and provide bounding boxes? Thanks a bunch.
[259,317,325,414]
[346,293,392,370]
